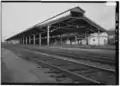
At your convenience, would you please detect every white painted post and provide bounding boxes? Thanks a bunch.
[98,31,100,45]
[29,36,31,44]
[39,33,41,45]
[75,36,77,44]
[47,25,50,46]
[85,32,87,45]
[33,34,36,45]
[26,37,27,44]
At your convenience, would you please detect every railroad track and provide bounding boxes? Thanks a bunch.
[3,44,116,84]
[22,45,115,66]
[4,44,115,70]
[35,48,114,65]
[26,54,115,84]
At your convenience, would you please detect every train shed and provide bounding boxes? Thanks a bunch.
[6,6,108,46]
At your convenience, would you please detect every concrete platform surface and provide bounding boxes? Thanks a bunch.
[1,48,57,83]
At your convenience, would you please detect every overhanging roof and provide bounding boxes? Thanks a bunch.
[6,6,106,41]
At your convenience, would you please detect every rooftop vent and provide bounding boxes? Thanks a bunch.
[70,6,85,17]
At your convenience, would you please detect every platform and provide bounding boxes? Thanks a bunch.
[1,48,58,83]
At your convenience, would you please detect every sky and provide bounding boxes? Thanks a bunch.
[2,2,116,41]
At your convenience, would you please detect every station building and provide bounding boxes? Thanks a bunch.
[6,6,109,46]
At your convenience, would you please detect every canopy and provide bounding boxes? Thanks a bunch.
[6,6,106,41]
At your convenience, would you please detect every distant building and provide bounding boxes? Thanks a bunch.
[107,30,116,45]
[7,40,20,44]
[88,32,108,45]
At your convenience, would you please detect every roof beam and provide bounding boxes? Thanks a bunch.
[81,16,106,32]
[65,18,77,24]
[35,9,71,26]
[37,27,46,32]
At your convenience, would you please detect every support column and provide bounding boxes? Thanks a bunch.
[47,25,50,46]
[20,38,22,44]
[26,37,27,44]
[33,34,36,45]
[85,32,87,45]
[98,31,100,45]
[24,37,26,44]
[23,37,24,44]
[39,33,41,45]
[29,36,31,44]
[75,36,77,44]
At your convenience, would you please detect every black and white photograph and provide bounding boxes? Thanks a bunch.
[1,1,118,85]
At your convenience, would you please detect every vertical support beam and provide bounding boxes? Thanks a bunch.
[29,36,31,44]
[24,37,26,44]
[20,38,22,44]
[85,32,87,45]
[47,25,50,46]
[33,34,36,45]
[26,37,27,44]
[39,33,41,45]
[75,36,77,44]
[24,37,25,44]
[23,37,24,44]
[21,38,23,44]
[98,30,100,45]
[67,37,69,44]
